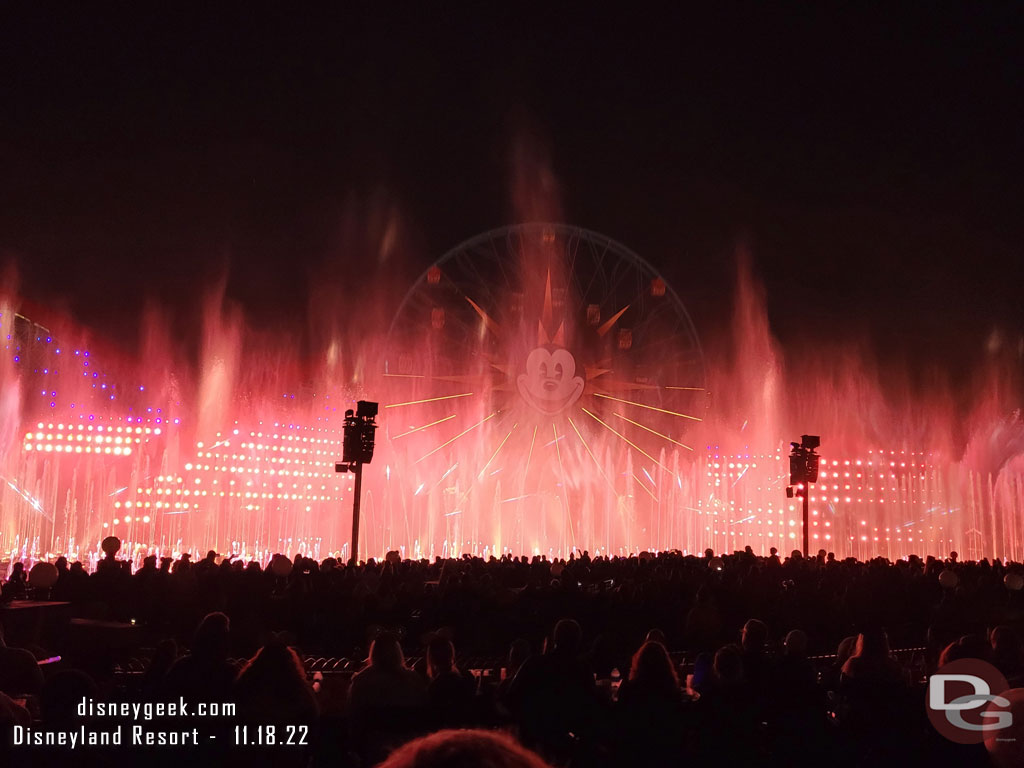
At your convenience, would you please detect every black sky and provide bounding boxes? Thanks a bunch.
[1,3,1021,372]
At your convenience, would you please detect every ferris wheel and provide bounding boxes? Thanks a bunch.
[377,223,707,556]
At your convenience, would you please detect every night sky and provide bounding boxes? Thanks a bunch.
[1,3,1021,375]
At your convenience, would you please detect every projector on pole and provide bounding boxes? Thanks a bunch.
[786,435,820,557]
[335,401,378,566]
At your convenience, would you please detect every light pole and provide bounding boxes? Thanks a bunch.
[336,400,378,566]
[787,434,820,557]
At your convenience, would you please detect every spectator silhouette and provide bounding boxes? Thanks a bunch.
[507,618,597,762]
[991,625,1024,685]
[348,631,427,764]
[771,630,827,763]
[233,641,319,766]
[839,628,912,759]
[425,635,475,729]
[697,643,758,761]
[0,624,42,696]
[4,562,27,600]
[684,586,721,651]
[140,638,177,700]
[164,611,237,704]
[614,640,689,766]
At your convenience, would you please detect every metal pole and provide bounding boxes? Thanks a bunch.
[802,483,810,557]
[350,463,363,566]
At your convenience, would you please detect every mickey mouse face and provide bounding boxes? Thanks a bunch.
[517,347,585,415]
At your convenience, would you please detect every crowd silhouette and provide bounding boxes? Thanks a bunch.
[1,545,1022,767]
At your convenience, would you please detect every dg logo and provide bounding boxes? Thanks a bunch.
[927,657,1024,765]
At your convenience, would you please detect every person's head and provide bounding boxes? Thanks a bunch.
[645,628,667,645]
[741,619,768,652]
[377,729,552,768]
[369,631,405,671]
[713,644,744,686]
[237,642,309,693]
[836,635,858,666]
[853,628,890,660]
[992,626,1023,657]
[192,612,230,662]
[427,636,457,679]
[939,634,991,667]
[629,641,679,692]
[784,629,809,658]
[551,619,582,654]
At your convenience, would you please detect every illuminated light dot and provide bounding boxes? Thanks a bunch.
[113,518,120,525]
[143,516,150,523]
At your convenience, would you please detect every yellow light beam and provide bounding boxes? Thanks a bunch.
[478,424,517,479]
[581,406,675,476]
[596,304,630,337]
[415,411,498,464]
[632,472,659,502]
[664,386,705,391]
[567,416,617,493]
[552,423,578,552]
[453,423,518,510]
[385,392,474,409]
[524,424,538,479]
[392,414,457,439]
[383,373,426,379]
[592,392,702,421]
[611,412,694,451]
